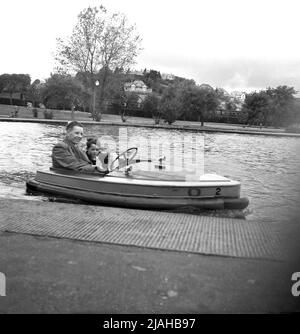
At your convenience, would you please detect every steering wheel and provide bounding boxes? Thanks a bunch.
[109,147,138,171]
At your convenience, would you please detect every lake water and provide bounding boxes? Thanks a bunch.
[0,121,299,223]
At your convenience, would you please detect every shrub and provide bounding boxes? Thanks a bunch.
[159,99,179,125]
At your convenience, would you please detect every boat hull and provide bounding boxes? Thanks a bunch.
[26,170,249,210]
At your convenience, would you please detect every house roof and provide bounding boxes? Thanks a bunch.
[125,80,148,87]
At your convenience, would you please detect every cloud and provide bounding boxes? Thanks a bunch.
[1,0,299,96]
[138,54,300,95]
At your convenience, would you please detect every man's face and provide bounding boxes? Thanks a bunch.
[66,126,83,144]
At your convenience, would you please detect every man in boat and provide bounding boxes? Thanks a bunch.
[52,121,108,173]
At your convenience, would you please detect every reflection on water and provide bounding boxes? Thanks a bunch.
[0,121,299,223]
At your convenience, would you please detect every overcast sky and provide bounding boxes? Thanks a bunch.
[1,0,300,95]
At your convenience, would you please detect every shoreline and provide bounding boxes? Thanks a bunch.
[1,116,300,138]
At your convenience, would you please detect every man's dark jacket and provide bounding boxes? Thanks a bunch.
[52,138,96,172]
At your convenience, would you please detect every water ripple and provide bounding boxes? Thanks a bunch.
[0,122,299,223]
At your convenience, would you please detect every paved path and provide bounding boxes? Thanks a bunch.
[0,198,299,313]
[0,199,286,261]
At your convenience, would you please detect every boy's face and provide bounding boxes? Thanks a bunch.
[87,143,100,159]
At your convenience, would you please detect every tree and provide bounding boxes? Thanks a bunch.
[125,92,139,110]
[215,87,230,101]
[242,91,270,125]
[236,108,249,124]
[159,98,179,125]
[0,74,9,94]
[190,86,219,125]
[0,74,31,105]
[225,100,237,113]
[110,91,125,117]
[142,93,161,123]
[266,86,297,126]
[55,5,142,121]
[177,84,201,121]
[157,80,219,125]
[159,79,195,122]
[242,86,297,126]
[42,74,86,110]
[159,86,181,124]
[143,69,161,87]
[101,69,128,118]
[26,79,43,107]
[173,82,219,124]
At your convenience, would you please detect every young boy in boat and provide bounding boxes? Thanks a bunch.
[86,137,119,171]
[86,138,100,166]
[52,121,108,173]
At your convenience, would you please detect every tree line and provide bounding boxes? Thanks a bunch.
[1,70,298,127]
[0,5,299,127]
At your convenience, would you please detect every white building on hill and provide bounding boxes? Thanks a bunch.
[124,80,152,106]
[124,80,152,94]
[161,73,175,80]
[230,91,246,103]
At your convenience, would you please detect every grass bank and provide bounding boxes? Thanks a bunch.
[1,103,299,137]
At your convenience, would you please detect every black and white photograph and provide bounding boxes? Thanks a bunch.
[0,0,300,317]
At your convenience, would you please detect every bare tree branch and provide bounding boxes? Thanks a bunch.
[54,6,142,120]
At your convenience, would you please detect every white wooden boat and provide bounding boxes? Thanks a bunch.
[26,157,249,210]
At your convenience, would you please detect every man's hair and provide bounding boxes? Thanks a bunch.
[66,121,83,131]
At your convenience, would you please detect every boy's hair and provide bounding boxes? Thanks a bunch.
[86,137,97,149]
[66,121,83,131]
